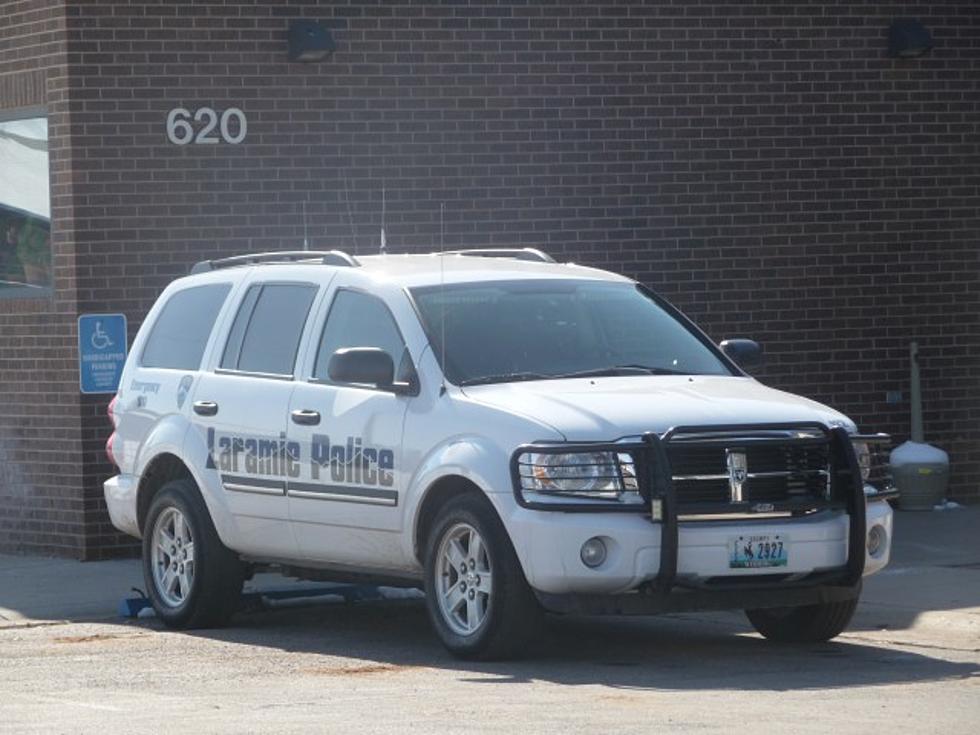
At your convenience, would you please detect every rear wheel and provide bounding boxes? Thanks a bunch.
[423,494,541,660]
[143,479,244,628]
[745,595,859,643]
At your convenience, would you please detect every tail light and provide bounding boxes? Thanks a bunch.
[106,395,119,466]
[106,432,118,467]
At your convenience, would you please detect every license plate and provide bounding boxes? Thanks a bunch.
[728,534,788,568]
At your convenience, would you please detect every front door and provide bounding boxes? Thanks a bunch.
[286,287,414,566]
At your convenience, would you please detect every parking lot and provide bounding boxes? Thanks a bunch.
[1,508,978,734]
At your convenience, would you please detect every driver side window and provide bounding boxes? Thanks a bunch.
[314,289,413,384]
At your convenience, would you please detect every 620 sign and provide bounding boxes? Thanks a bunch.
[166,107,247,145]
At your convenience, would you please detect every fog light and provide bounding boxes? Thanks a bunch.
[867,525,887,558]
[580,537,607,568]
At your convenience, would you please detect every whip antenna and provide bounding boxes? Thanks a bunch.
[302,198,309,251]
[342,174,357,251]
[439,202,447,396]
[380,186,387,255]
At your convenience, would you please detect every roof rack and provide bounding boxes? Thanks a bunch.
[190,250,360,274]
[442,248,555,263]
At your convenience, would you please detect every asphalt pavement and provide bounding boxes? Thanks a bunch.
[0,506,977,733]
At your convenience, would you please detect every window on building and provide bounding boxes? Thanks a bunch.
[314,289,412,384]
[141,284,232,370]
[221,283,317,376]
[0,109,50,298]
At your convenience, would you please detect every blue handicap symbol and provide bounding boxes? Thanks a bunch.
[78,313,128,394]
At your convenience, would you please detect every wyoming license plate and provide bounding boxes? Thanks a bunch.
[728,534,788,569]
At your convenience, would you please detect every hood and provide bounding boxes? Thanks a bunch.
[461,375,855,441]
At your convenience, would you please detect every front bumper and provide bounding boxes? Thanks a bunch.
[511,498,892,597]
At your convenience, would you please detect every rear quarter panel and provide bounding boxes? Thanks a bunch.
[112,272,246,543]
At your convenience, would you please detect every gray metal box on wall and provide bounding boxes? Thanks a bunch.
[890,441,949,511]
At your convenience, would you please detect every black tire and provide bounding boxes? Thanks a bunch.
[423,494,542,660]
[142,478,244,629]
[746,594,860,643]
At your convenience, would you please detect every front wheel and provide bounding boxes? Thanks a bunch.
[423,494,541,660]
[142,479,244,629]
[745,594,859,643]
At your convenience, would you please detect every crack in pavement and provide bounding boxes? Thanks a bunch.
[844,634,980,656]
[0,619,72,631]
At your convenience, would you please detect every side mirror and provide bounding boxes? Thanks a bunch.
[720,338,762,369]
[328,347,395,388]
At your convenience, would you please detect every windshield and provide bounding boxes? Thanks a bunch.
[410,279,733,385]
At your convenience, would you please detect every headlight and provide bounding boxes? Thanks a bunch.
[515,450,641,504]
[852,439,872,482]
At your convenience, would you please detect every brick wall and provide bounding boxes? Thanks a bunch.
[2,0,977,558]
[0,1,97,557]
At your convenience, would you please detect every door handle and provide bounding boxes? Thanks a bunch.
[291,409,321,426]
[193,400,219,417]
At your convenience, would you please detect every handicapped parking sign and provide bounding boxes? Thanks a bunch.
[78,314,128,394]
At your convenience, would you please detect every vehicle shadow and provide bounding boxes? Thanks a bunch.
[168,597,978,692]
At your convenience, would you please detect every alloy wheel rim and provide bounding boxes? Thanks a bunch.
[436,522,493,636]
[151,507,195,608]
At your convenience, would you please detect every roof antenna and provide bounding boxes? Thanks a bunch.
[439,202,447,397]
[380,185,387,255]
[302,198,309,252]
[342,174,357,251]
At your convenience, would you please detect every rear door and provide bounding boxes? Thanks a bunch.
[189,278,323,558]
[286,284,415,566]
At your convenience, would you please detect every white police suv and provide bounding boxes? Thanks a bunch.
[104,248,896,659]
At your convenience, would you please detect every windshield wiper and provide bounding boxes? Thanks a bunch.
[552,364,691,379]
[459,372,550,387]
[460,365,691,386]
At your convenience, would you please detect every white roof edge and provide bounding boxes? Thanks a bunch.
[175,252,631,289]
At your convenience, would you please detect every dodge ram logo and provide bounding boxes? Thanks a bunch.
[726,449,748,502]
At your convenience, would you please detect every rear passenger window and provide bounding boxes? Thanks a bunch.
[141,284,231,370]
[314,290,410,382]
[220,283,317,376]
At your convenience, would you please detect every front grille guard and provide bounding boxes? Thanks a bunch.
[510,422,868,591]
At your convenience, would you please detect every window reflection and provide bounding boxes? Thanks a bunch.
[0,113,50,296]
